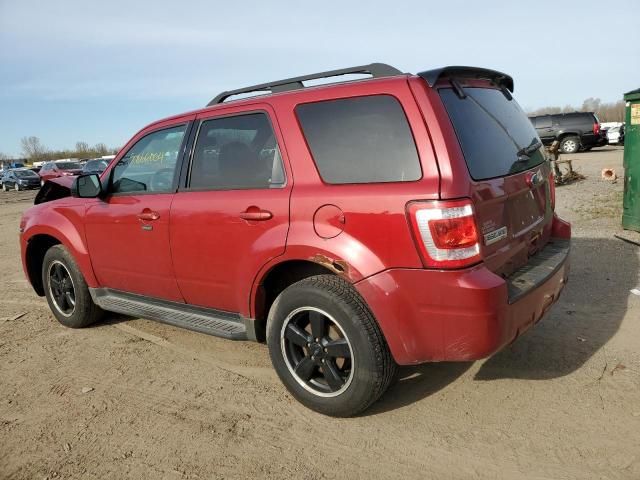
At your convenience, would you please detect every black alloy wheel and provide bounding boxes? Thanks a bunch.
[281,306,354,397]
[48,260,76,317]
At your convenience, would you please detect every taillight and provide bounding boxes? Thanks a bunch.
[407,199,481,269]
[549,172,556,210]
[593,122,600,135]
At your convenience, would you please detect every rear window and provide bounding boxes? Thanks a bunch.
[440,87,545,180]
[296,95,421,184]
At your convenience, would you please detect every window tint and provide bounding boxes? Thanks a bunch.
[533,116,552,128]
[439,87,544,180]
[112,125,186,194]
[189,113,284,190]
[296,95,421,184]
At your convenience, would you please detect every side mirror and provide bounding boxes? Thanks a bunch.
[71,174,102,198]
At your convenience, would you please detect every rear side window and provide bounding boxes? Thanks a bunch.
[440,87,544,180]
[296,95,421,184]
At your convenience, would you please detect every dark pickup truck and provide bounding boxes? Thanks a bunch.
[529,112,608,153]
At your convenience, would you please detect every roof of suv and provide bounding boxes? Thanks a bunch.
[143,63,514,131]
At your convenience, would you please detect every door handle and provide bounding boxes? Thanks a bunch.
[239,206,273,221]
[138,209,160,221]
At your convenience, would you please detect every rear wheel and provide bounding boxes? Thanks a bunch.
[42,245,103,328]
[267,275,396,417]
[560,136,580,154]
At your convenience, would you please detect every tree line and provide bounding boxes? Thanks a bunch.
[527,97,625,123]
[17,136,119,163]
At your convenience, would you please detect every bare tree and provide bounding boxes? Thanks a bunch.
[75,141,90,154]
[20,136,48,161]
[0,152,10,161]
[93,143,108,155]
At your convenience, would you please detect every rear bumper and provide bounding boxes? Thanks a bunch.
[355,219,571,365]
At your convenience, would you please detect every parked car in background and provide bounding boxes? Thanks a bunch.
[20,63,571,417]
[529,112,607,153]
[38,161,83,186]
[2,168,41,191]
[81,159,109,175]
[606,125,624,145]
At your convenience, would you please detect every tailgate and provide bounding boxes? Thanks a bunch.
[437,83,553,277]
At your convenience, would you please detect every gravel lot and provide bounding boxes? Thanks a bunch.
[1,146,639,480]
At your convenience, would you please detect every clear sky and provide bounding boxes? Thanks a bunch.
[1,0,638,157]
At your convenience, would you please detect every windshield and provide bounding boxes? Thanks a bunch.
[56,162,81,170]
[439,87,545,180]
[15,170,39,178]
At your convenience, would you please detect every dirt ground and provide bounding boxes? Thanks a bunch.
[1,147,639,480]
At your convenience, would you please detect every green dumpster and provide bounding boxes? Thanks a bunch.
[623,88,640,232]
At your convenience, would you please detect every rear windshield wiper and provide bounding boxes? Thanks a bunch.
[517,139,543,158]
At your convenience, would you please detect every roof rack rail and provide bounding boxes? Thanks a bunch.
[417,66,514,92]
[207,63,403,106]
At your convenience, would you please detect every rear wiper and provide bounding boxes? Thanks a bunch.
[517,139,543,158]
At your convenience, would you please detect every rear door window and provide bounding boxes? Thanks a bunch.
[296,95,421,184]
[439,87,545,180]
[188,112,285,190]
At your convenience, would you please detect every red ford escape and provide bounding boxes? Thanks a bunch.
[20,64,570,417]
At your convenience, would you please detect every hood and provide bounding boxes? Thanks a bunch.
[35,177,73,204]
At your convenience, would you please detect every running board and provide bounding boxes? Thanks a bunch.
[90,288,249,340]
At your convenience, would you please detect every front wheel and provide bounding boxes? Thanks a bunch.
[1,183,6,192]
[267,275,396,417]
[14,183,20,191]
[42,245,103,328]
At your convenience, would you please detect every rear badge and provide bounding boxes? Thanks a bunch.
[484,226,507,246]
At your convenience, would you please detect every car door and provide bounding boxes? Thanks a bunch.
[84,118,193,301]
[170,106,291,313]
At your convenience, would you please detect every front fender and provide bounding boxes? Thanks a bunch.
[21,201,97,289]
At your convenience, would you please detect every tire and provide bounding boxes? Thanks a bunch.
[560,136,580,154]
[14,183,20,191]
[1,183,6,192]
[40,179,45,187]
[266,275,396,417]
[42,245,103,328]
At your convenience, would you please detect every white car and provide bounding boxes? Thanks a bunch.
[606,126,623,145]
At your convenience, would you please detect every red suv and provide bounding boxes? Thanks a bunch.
[20,64,570,416]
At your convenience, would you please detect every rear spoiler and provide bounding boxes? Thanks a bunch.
[417,66,514,93]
